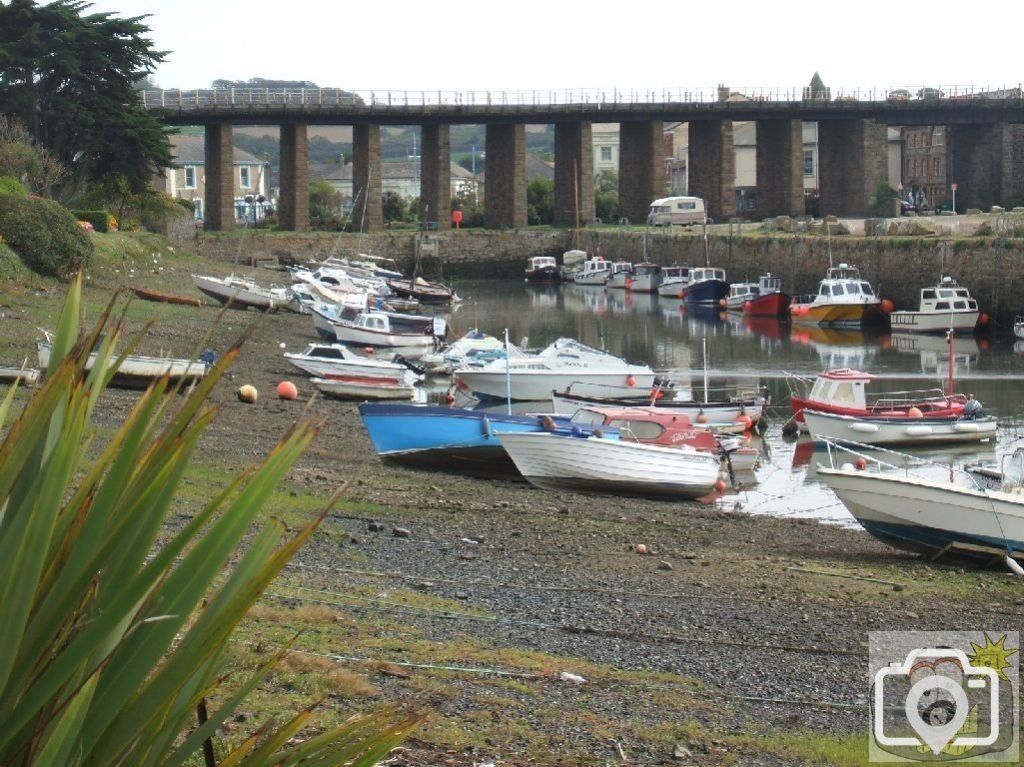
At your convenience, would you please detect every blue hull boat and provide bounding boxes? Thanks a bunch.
[357,403,612,479]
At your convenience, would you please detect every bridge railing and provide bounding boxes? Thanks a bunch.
[139,84,1023,111]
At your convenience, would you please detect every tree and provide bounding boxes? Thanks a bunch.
[309,179,342,229]
[527,177,554,225]
[382,191,407,224]
[0,115,65,195]
[595,170,619,223]
[0,0,174,200]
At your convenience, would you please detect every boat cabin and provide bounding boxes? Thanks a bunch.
[817,263,875,299]
[806,369,874,411]
[355,310,446,337]
[526,256,559,273]
[728,282,760,301]
[758,273,782,294]
[660,265,690,284]
[689,267,727,285]
[569,406,719,451]
[919,276,978,312]
[577,257,610,278]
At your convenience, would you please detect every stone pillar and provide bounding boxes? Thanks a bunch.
[278,123,309,231]
[553,121,595,227]
[485,123,527,229]
[756,119,804,218]
[817,118,887,217]
[948,122,1024,211]
[420,124,451,230]
[353,124,383,231]
[688,120,735,222]
[618,120,665,225]
[204,124,235,231]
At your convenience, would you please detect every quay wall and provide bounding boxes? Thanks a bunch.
[180,225,1024,326]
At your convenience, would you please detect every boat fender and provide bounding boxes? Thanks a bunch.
[903,425,933,437]
[482,415,493,438]
[1007,556,1024,577]
[953,422,980,433]
[849,422,880,434]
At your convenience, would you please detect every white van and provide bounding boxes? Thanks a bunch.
[647,196,707,227]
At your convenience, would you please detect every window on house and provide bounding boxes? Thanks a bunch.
[934,127,945,146]
[933,158,941,176]
[600,147,612,162]
[803,150,814,175]
[240,166,251,188]
[184,166,196,189]
[193,199,203,220]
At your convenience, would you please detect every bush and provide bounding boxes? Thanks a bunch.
[0,195,94,278]
[137,191,190,233]
[70,209,111,232]
[0,175,28,197]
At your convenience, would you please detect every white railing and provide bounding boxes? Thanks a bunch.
[139,84,1024,111]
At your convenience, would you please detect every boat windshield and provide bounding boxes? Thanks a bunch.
[859,282,875,296]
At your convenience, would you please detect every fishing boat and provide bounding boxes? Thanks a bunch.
[786,368,969,432]
[788,263,891,327]
[191,274,281,311]
[723,281,759,311]
[310,374,417,401]
[888,276,985,333]
[656,265,691,298]
[130,286,203,307]
[818,442,1024,566]
[356,403,615,478]
[682,267,729,306]
[802,407,997,447]
[625,263,660,293]
[283,342,424,382]
[572,255,611,286]
[37,341,209,389]
[452,337,656,402]
[524,256,563,283]
[326,309,447,354]
[605,261,634,290]
[742,273,791,317]
[497,430,722,500]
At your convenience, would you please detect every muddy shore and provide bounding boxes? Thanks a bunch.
[2,241,1021,766]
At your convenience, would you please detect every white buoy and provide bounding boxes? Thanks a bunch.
[1006,556,1024,577]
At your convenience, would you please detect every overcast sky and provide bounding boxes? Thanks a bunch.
[78,0,1020,98]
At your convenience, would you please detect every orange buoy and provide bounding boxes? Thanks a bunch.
[880,298,895,314]
[626,375,636,387]
[237,384,258,404]
[696,412,709,424]
[714,479,727,492]
[719,298,727,308]
[276,380,298,400]
[908,406,923,418]
[978,312,990,326]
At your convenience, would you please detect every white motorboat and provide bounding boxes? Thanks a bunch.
[326,309,447,354]
[888,276,984,333]
[724,281,759,311]
[818,443,1024,565]
[625,262,660,293]
[497,431,722,500]
[605,261,634,290]
[191,274,280,311]
[37,341,209,389]
[572,256,611,286]
[656,265,691,298]
[453,338,656,402]
[802,407,997,446]
[311,374,417,401]
[418,329,512,375]
[788,263,890,327]
[283,342,423,383]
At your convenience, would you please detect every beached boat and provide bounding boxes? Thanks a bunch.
[786,368,969,432]
[605,261,634,290]
[572,256,611,286]
[191,274,281,311]
[682,267,729,306]
[498,431,722,500]
[283,342,424,382]
[625,262,660,293]
[130,285,202,307]
[888,276,985,333]
[802,407,997,446]
[327,309,447,354]
[656,265,691,298]
[386,276,459,305]
[524,256,563,283]
[37,341,209,389]
[550,388,764,428]
[311,374,417,401]
[418,329,511,375]
[742,273,791,317]
[0,365,39,386]
[788,263,890,327]
[357,403,614,478]
[818,442,1024,565]
[453,337,656,402]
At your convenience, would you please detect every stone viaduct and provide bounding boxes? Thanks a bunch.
[142,88,1024,232]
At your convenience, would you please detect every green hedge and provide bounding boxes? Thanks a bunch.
[0,195,94,278]
[0,176,29,197]
[70,208,110,232]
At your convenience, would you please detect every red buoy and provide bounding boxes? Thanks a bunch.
[276,381,298,400]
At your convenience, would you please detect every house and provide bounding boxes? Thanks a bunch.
[312,160,479,213]
[152,134,272,223]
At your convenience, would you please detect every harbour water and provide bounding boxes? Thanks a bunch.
[429,278,1024,526]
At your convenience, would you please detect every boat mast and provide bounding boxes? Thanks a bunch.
[946,328,955,399]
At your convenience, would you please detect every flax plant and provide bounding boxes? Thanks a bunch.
[0,276,420,766]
